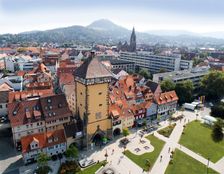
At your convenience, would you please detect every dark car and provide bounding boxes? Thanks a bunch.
[51,155,58,161]
[120,138,129,145]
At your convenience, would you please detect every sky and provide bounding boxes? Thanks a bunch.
[0,0,224,34]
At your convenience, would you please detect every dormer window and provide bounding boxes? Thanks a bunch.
[13,111,17,116]
[58,103,62,108]
[49,106,53,110]
[47,99,51,103]
[53,112,56,116]
[48,113,52,117]
[48,138,52,143]
[54,137,58,142]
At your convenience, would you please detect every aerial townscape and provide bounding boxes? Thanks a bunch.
[1,1,224,174]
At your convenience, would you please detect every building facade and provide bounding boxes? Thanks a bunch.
[153,66,209,88]
[74,55,113,148]
[21,129,66,164]
[119,51,181,74]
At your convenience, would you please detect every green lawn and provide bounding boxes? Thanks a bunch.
[125,135,165,171]
[158,123,176,138]
[165,149,219,174]
[179,121,224,163]
[78,161,106,174]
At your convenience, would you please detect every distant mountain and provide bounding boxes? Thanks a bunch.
[0,19,224,46]
[147,30,224,39]
[87,19,127,31]
[202,32,224,39]
[146,30,198,37]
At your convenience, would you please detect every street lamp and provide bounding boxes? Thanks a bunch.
[195,110,199,120]
[123,145,127,154]
[207,157,210,174]
[104,150,108,162]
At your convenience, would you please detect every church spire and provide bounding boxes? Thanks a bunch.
[129,27,136,52]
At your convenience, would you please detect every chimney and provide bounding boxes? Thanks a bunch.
[90,51,95,59]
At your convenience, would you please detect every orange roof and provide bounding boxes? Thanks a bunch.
[16,70,26,77]
[8,90,53,103]
[59,73,74,86]
[21,129,66,153]
[155,90,178,105]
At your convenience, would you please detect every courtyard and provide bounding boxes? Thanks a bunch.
[124,135,165,171]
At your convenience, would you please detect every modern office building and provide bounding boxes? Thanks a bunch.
[180,59,193,70]
[119,51,182,74]
[153,66,209,88]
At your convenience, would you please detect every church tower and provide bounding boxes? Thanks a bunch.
[74,52,113,148]
[129,27,136,52]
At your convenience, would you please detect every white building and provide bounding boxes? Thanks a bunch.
[21,129,66,164]
[153,66,209,88]
[0,91,9,117]
[119,51,182,74]
[0,76,23,91]
[155,91,178,120]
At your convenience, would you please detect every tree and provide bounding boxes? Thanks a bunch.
[201,71,224,100]
[36,153,51,174]
[160,79,175,92]
[212,119,224,142]
[211,103,224,119]
[138,68,151,79]
[65,144,79,161]
[37,153,50,167]
[159,68,166,73]
[122,128,130,138]
[175,80,194,104]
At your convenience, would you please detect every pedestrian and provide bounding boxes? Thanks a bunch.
[160,155,163,162]
[168,147,171,153]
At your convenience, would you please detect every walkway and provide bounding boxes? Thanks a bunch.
[150,110,224,174]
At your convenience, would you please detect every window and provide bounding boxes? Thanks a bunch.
[0,105,2,108]
[98,92,102,95]
[99,104,102,107]
[95,112,102,119]
[80,92,82,95]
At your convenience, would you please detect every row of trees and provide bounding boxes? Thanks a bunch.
[201,71,224,100]
[160,79,194,104]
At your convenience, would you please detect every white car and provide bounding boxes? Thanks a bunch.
[209,102,214,107]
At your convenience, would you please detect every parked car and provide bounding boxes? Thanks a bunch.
[51,155,58,161]
[120,138,129,145]
[209,102,214,107]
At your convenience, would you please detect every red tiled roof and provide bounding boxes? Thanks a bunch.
[59,73,74,86]
[8,98,43,127]
[8,90,53,103]
[155,90,178,105]
[16,70,26,77]
[40,94,72,122]
[21,129,66,153]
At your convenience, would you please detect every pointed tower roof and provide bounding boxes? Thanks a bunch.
[74,52,113,79]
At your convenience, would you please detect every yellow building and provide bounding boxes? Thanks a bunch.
[74,54,113,147]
